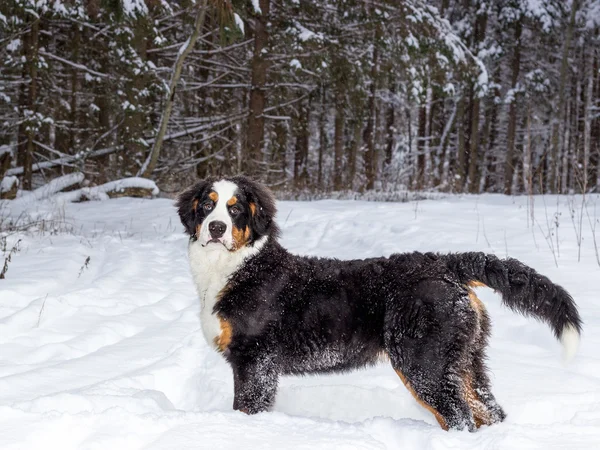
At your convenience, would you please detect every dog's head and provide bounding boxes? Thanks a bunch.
[176,176,279,251]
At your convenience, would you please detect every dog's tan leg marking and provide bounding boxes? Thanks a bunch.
[468,289,485,317]
[463,372,493,428]
[394,369,449,430]
[464,288,494,428]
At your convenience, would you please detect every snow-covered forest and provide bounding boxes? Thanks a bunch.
[3,2,600,448]
[1,0,599,196]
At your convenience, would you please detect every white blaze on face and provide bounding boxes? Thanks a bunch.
[198,180,238,250]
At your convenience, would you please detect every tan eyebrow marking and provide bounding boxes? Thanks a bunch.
[227,196,237,206]
[209,192,218,202]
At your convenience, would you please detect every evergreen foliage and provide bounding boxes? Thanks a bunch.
[1,0,599,194]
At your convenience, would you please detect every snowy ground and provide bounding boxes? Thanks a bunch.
[1,193,600,449]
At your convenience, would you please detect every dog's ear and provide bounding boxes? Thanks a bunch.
[239,177,279,239]
[176,180,211,236]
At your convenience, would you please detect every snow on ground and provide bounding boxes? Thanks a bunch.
[1,193,600,449]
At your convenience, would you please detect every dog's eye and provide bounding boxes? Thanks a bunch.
[230,206,241,215]
[203,202,213,211]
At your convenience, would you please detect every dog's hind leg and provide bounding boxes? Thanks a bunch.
[392,362,477,431]
[465,290,506,425]
[465,348,506,426]
[385,279,481,431]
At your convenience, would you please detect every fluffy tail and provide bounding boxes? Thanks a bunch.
[442,252,582,361]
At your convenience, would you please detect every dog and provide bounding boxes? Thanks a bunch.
[176,176,582,431]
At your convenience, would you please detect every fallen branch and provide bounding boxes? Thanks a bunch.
[15,173,84,204]
[1,176,19,199]
[54,177,159,203]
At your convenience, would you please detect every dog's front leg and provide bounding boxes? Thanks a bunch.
[231,353,279,414]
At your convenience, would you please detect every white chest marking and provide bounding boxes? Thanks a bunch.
[188,236,267,349]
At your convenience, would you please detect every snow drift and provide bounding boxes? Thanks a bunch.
[0,194,599,449]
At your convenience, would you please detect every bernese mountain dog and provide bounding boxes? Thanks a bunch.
[176,176,582,432]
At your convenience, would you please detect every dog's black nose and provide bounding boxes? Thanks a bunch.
[208,221,227,238]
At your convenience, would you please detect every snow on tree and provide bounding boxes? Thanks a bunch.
[0,0,598,195]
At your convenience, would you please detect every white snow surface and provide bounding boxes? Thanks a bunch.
[1,194,600,449]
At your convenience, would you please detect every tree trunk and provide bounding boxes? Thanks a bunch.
[140,1,208,178]
[246,0,271,178]
[438,100,457,189]
[272,120,288,186]
[479,67,498,191]
[293,97,310,188]
[591,38,600,191]
[523,105,532,195]
[504,18,522,195]
[467,8,488,193]
[121,18,149,177]
[485,67,501,191]
[333,88,344,191]
[363,23,380,190]
[429,89,441,186]
[467,93,481,193]
[550,0,579,193]
[583,47,594,194]
[349,116,362,190]
[455,86,467,192]
[406,107,412,183]
[568,61,581,193]
[423,85,433,189]
[16,56,28,186]
[561,106,571,194]
[95,44,113,181]
[384,81,396,172]
[69,24,80,161]
[318,85,327,189]
[416,96,427,190]
[193,10,217,179]
[19,17,40,190]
